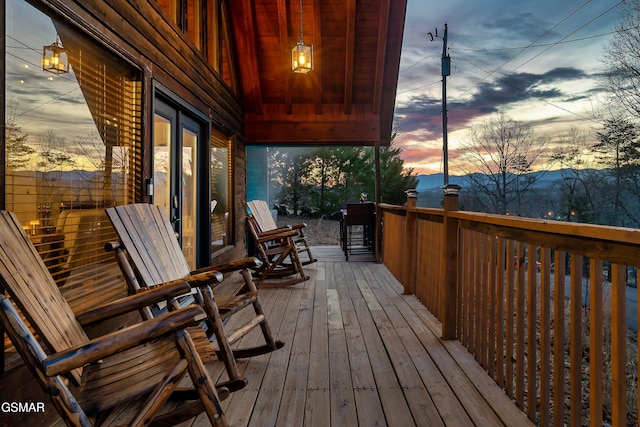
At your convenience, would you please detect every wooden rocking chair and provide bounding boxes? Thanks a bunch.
[0,210,228,427]
[105,203,284,390]
[247,200,316,265]
[246,212,310,287]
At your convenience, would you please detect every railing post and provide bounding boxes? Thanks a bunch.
[441,184,460,340]
[403,189,418,294]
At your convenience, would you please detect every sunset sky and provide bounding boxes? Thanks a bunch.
[395,0,625,175]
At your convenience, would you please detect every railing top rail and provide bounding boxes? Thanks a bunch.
[377,203,408,213]
[379,203,640,265]
[449,210,640,246]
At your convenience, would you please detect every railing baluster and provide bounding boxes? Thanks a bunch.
[527,242,537,421]
[589,258,603,427]
[488,234,497,379]
[516,241,526,410]
[539,247,551,427]
[506,238,515,400]
[378,203,640,425]
[496,237,505,388]
[569,254,583,427]
[480,232,489,369]
[474,231,482,359]
[466,230,474,351]
[611,263,626,426]
[554,251,566,427]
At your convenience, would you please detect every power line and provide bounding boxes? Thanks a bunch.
[512,0,624,73]
[396,79,440,95]
[398,0,622,95]
[458,55,601,125]
[399,54,438,73]
[450,28,624,53]
[443,0,623,116]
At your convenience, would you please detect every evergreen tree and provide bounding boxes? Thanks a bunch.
[593,117,640,226]
[380,140,419,205]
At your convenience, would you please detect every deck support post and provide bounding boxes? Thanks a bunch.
[441,184,460,340]
[402,189,418,294]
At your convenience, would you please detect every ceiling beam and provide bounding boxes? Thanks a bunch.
[228,0,262,114]
[244,120,380,144]
[343,0,356,115]
[372,0,390,115]
[277,0,292,114]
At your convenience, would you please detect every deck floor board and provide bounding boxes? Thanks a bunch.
[10,247,535,427]
[190,246,533,426]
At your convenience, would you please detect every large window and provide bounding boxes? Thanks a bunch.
[5,0,142,312]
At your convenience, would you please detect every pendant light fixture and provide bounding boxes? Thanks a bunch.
[42,36,69,75]
[291,0,313,74]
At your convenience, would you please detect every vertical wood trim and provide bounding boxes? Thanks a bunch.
[313,0,322,115]
[343,0,355,115]
[372,0,390,114]
[228,0,262,112]
[611,263,626,426]
[553,251,566,427]
[276,0,292,114]
[569,254,582,426]
[589,258,603,427]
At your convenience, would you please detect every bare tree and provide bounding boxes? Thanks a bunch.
[459,112,548,215]
[5,119,34,170]
[602,0,640,121]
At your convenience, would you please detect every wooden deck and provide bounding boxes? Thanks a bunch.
[195,246,533,427]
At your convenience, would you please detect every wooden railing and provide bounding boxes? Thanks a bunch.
[379,193,639,426]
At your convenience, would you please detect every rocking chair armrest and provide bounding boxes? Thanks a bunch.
[76,280,192,325]
[289,223,307,230]
[257,226,293,236]
[191,257,262,275]
[44,305,207,377]
[174,270,224,289]
[256,229,297,243]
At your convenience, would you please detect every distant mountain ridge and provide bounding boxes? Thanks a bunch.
[415,169,593,191]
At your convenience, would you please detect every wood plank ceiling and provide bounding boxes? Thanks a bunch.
[228,0,407,146]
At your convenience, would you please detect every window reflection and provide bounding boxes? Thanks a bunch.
[211,129,230,251]
[5,0,141,299]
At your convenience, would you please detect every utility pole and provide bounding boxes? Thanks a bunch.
[429,23,451,186]
[442,24,450,186]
